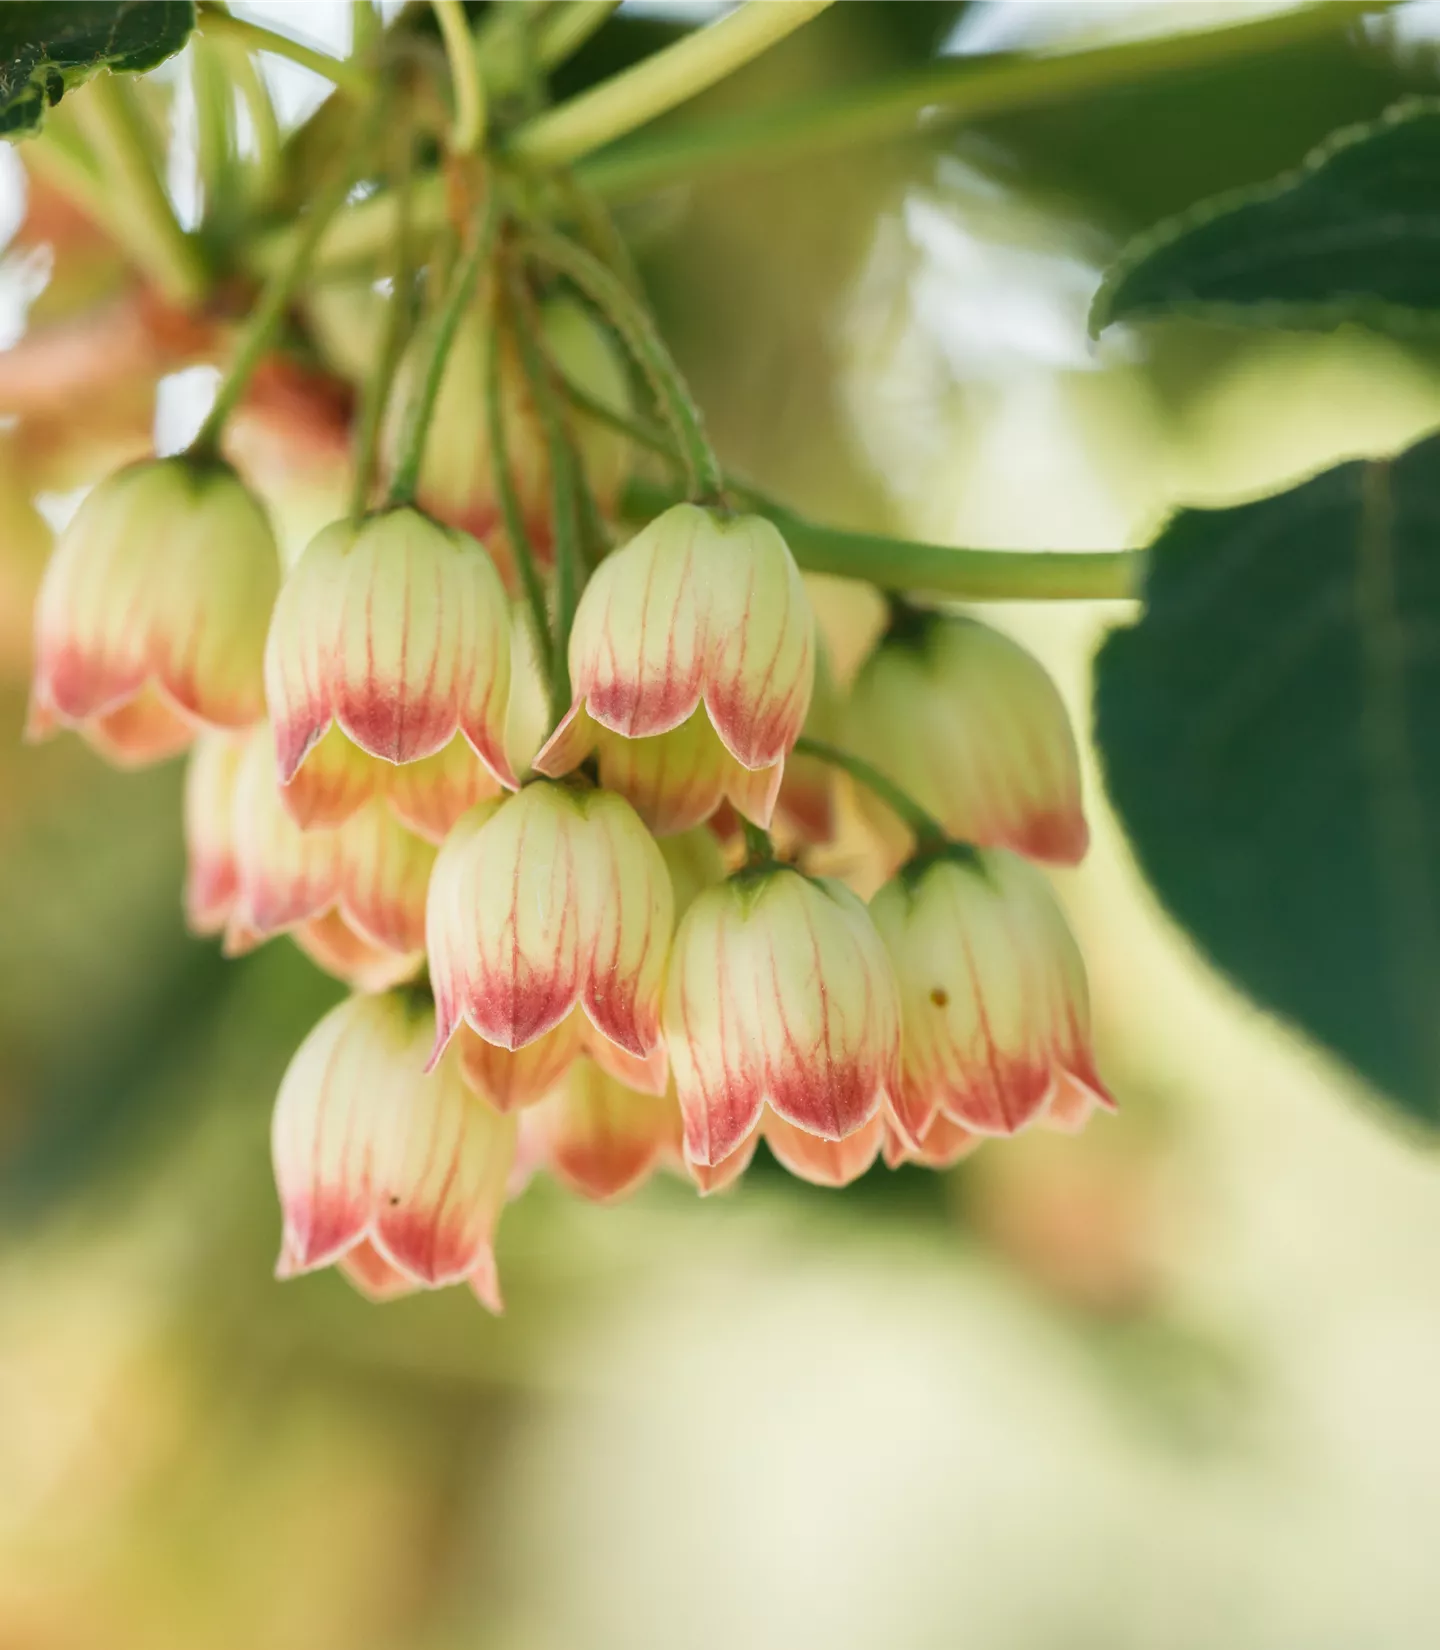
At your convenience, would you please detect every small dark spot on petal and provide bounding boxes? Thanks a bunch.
[930,987,949,1008]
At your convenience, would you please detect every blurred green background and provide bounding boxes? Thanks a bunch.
[3,3,1440,1645]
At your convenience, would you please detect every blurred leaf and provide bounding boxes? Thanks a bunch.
[0,1,195,139]
[1096,430,1440,1130]
[1091,98,1440,337]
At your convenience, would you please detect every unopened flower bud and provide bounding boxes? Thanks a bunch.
[664,866,900,1166]
[272,991,516,1306]
[264,508,515,821]
[535,505,814,828]
[428,782,673,1068]
[29,456,279,763]
[846,609,1087,865]
[870,847,1113,1141]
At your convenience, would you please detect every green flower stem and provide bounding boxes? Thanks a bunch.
[254,0,1394,280]
[621,476,1144,601]
[196,5,372,97]
[387,187,501,506]
[190,120,382,459]
[224,41,282,205]
[741,820,775,869]
[352,0,381,58]
[506,0,834,169]
[487,281,557,696]
[793,736,945,848]
[525,225,723,501]
[508,268,581,722]
[535,1,622,70]
[349,141,415,516]
[432,0,487,153]
[579,0,1400,199]
[73,75,207,307]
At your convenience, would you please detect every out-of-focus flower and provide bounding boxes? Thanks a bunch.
[215,725,430,989]
[224,354,355,565]
[664,865,900,1166]
[428,781,674,1070]
[183,727,247,934]
[881,1109,979,1170]
[762,1108,884,1187]
[272,991,515,1309]
[846,607,1086,865]
[387,297,630,587]
[535,505,814,829]
[870,846,1112,1141]
[523,1058,683,1201]
[28,456,278,765]
[264,507,514,828]
[775,640,841,844]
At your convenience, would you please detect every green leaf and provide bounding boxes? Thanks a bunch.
[0,0,195,139]
[1095,431,1440,1130]
[1090,97,1440,338]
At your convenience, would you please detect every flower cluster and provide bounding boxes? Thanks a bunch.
[28,375,1111,1313]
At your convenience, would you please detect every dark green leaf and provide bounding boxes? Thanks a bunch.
[0,0,195,139]
[1095,431,1440,1130]
[1090,98,1440,338]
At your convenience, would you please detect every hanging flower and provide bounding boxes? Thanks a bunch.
[534,504,814,828]
[272,991,516,1309]
[664,865,901,1167]
[386,296,631,587]
[264,507,514,829]
[28,456,279,764]
[448,825,725,1111]
[761,1108,884,1187]
[870,846,1113,1141]
[428,781,674,1070]
[219,724,431,989]
[522,1057,683,1202]
[846,609,1087,865]
[183,728,248,935]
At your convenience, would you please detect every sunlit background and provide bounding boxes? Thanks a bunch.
[3,3,1440,1645]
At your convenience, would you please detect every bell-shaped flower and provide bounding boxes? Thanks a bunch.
[386,297,631,588]
[264,507,515,826]
[222,724,432,987]
[427,781,674,1069]
[870,846,1113,1142]
[664,866,901,1167]
[449,826,722,1111]
[846,610,1087,865]
[272,991,516,1307]
[522,1058,682,1202]
[29,456,279,764]
[535,505,814,804]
